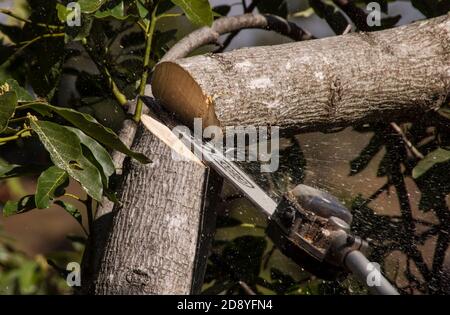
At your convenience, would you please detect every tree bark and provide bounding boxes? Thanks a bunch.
[81,13,309,295]
[88,124,209,294]
[153,15,450,134]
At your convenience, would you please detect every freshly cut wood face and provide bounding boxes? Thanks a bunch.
[152,15,450,134]
[141,114,203,165]
[152,62,219,129]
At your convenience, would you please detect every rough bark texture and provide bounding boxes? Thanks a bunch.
[153,15,450,133]
[86,123,208,294]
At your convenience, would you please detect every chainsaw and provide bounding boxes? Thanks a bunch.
[140,96,399,295]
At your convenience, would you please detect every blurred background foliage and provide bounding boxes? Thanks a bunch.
[0,0,449,294]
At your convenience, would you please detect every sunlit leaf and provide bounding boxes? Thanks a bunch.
[65,126,115,182]
[2,79,35,102]
[413,148,450,179]
[30,120,103,201]
[95,2,129,20]
[3,195,36,217]
[291,7,315,18]
[0,158,19,176]
[78,0,107,14]
[35,166,69,209]
[56,3,69,22]
[171,0,213,26]
[22,103,150,164]
[135,0,149,18]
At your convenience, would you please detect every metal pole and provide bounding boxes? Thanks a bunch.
[344,250,399,295]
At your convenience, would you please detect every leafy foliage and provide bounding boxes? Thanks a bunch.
[0,0,215,228]
[0,1,215,294]
[35,166,68,209]
[0,227,82,294]
[0,0,449,295]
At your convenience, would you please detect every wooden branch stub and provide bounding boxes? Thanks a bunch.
[153,15,450,134]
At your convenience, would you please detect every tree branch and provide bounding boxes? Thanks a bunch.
[216,0,261,53]
[390,122,424,160]
[162,13,314,62]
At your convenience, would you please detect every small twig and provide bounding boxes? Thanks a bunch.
[342,24,352,35]
[0,8,63,30]
[0,127,32,143]
[238,281,257,295]
[82,43,128,107]
[1,33,65,68]
[8,116,28,124]
[134,5,159,122]
[390,122,424,160]
[64,193,83,201]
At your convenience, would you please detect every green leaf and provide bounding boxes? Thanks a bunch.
[35,166,69,209]
[30,120,103,201]
[171,0,213,26]
[291,7,315,18]
[56,3,69,22]
[22,103,150,164]
[54,200,82,225]
[413,148,450,179]
[78,0,107,14]
[64,126,115,180]
[135,0,149,18]
[0,158,18,176]
[95,2,129,20]
[3,195,36,217]
[17,260,38,294]
[0,89,17,132]
[2,79,35,102]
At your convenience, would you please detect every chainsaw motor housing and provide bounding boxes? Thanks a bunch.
[266,185,368,280]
